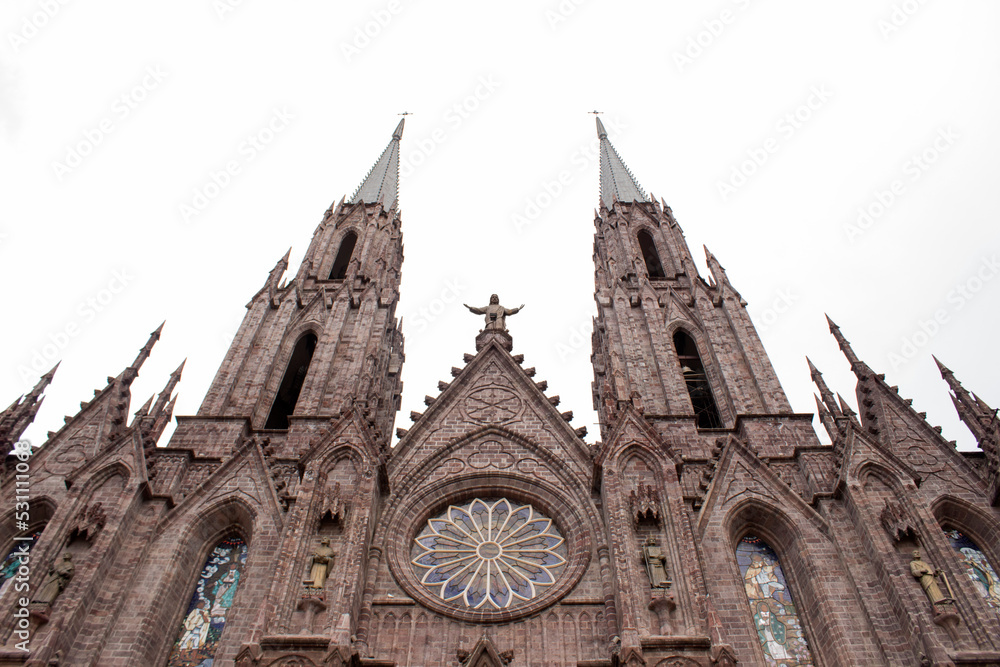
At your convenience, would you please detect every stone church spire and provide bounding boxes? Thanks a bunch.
[0,362,58,449]
[351,117,403,210]
[12,118,999,667]
[590,122,792,450]
[188,119,405,456]
[597,116,646,208]
[935,356,1000,503]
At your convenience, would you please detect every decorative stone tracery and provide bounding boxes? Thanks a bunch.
[411,498,567,611]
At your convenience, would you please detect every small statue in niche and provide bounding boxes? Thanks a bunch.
[910,550,951,604]
[642,536,672,589]
[304,538,335,589]
[34,553,74,605]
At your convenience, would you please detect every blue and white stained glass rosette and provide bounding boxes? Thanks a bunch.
[411,498,568,610]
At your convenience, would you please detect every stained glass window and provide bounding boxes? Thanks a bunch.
[944,528,1000,610]
[166,535,248,667]
[736,535,816,666]
[0,531,42,593]
[411,498,567,610]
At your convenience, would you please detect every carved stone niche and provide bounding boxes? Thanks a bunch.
[630,483,661,526]
[879,499,917,544]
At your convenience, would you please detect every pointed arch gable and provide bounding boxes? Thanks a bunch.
[618,444,667,486]
[0,496,56,592]
[735,533,817,666]
[168,495,257,559]
[932,496,1000,584]
[842,432,921,490]
[391,341,593,474]
[599,407,684,469]
[283,287,330,332]
[307,449,364,529]
[72,461,131,498]
[61,437,137,491]
[297,412,384,483]
[854,460,916,499]
[0,495,56,546]
[122,496,258,667]
[724,499,828,666]
[391,424,590,506]
[932,496,1000,540]
[726,498,819,560]
[165,533,249,666]
[697,440,830,543]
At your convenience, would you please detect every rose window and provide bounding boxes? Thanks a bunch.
[411,498,568,610]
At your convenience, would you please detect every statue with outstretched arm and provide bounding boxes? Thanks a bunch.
[464,294,524,332]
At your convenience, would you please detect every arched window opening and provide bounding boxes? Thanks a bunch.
[166,535,249,666]
[943,528,1000,610]
[673,330,722,428]
[0,528,43,593]
[736,535,816,666]
[329,232,357,280]
[637,230,665,279]
[264,333,318,430]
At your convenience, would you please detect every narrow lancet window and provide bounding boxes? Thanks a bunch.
[637,230,665,279]
[673,330,722,428]
[329,232,357,280]
[0,529,43,593]
[166,535,248,667]
[264,333,317,429]
[736,535,816,666]
[944,528,1000,610]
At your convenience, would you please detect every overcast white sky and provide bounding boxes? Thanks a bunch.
[2,1,998,454]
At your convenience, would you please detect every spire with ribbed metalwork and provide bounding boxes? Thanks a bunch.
[351,118,404,210]
[597,117,647,207]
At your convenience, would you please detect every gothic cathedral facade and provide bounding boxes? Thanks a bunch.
[1,119,999,667]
